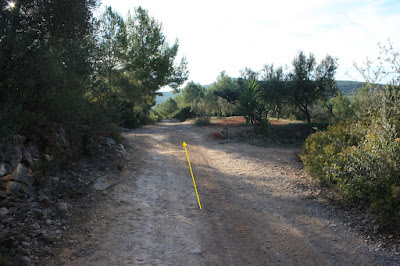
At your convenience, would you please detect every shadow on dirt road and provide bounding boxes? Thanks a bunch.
[49,121,399,265]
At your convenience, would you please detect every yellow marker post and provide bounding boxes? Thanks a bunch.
[183,142,202,209]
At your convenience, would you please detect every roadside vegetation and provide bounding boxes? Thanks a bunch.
[2,0,399,233]
[0,2,188,156]
[302,43,400,230]
[156,40,400,230]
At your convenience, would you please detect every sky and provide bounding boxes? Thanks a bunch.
[99,0,400,89]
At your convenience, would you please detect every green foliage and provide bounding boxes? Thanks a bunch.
[0,0,97,142]
[146,110,159,123]
[288,52,338,123]
[329,91,353,122]
[90,6,188,128]
[239,78,266,124]
[155,90,180,105]
[157,76,238,121]
[336,80,363,96]
[302,84,400,228]
[180,81,205,107]
[194,117,211,126]
[212,71,241,105]
[351,84,375,120]
[260,64,288,120]
[309,99,332,123]
[101,123,123,144]
[302,121,367,182]
[173,106,195,121]
[255,119,271,135]
[155,98,179,118]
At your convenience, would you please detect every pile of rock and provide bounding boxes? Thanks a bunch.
[0,133,126,264]
[0,137,39,197]
[102,137,126,155]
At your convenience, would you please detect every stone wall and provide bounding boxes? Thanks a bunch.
[0,138,39,198]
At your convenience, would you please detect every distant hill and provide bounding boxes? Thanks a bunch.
[336,80,363,96]
[155,91,180,105]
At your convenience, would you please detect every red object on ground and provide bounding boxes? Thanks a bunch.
[213,132,223,139]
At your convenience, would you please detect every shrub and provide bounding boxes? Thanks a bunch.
[174,106,195,121]
[254,119,270,135]
[302,121,366,183]
[194,117,211,126]
[146,110,159,123]
[155,98,179,118]
[302,85,400,229]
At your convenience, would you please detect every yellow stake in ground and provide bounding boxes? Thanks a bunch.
[183,142,202,209]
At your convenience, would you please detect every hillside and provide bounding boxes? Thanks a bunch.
[336,80,363,96]
[155,91,180,105]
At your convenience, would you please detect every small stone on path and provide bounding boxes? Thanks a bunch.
[189,249,202,254]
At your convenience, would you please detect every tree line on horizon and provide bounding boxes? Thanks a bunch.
[155,52,367,126]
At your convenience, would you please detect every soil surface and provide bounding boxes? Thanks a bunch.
[46,120,399,265]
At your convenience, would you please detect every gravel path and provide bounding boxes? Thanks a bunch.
[49,121,399,265]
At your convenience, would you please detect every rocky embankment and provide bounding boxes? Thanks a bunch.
[0,131,126,265]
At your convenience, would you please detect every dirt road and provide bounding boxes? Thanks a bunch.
[52,121,398,265]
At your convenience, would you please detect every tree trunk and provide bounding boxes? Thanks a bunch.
[276,105,281,120]
[305,109,311,124]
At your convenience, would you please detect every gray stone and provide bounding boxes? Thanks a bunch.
[25,174,35,186]
[93,176,112,191]
[18,255,31,265]
[68,239,79,245]
[21,241,31,248]
[17,245,27,255]
[189,249,202,254]
[21,148,33,167]
[56,126,69,148]
[0,145,22,168]
[42,230,64,241]
[5,181,22,195]
[105,137,117,146]
[30,223,40,230]
[115,144,126,155]
[23,186,36,198]
[12,163,28,183]
[56,202,69,212]
[0,162,12,176]
[0,207,9,216]
[8,207,17,214]
[27,143,39,159]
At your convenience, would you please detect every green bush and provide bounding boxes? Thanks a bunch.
[254,119,271,135]
[302,121,367,183]
[155,98,179,118]
[302,85,400,229]
[174,106,195,121]
[146,110,159,123]
[194,117,211,126]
